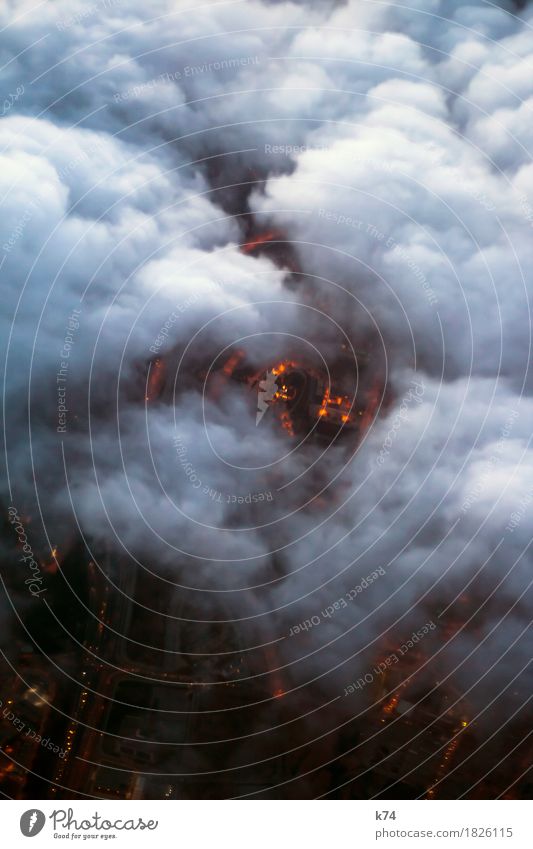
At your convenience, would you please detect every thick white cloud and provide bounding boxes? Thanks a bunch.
[1,0,533,795]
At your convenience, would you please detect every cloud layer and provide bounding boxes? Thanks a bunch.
[2,0,533,798]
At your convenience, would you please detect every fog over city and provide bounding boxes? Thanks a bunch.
[1,0,533,800]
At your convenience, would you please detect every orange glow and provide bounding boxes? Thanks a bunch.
[273,688,285,699]
[44,546,59,574]
[317,386,331,419]
[281,411,295,436]
[241,230,281,254]
[146,357,166,401]
[223,350,244,376]
[259,360,298,434]
[341,414,349,423]
[382,693,400,715]
[276,384,295,401]
[271,360,295,376]
[424,716,467,798]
